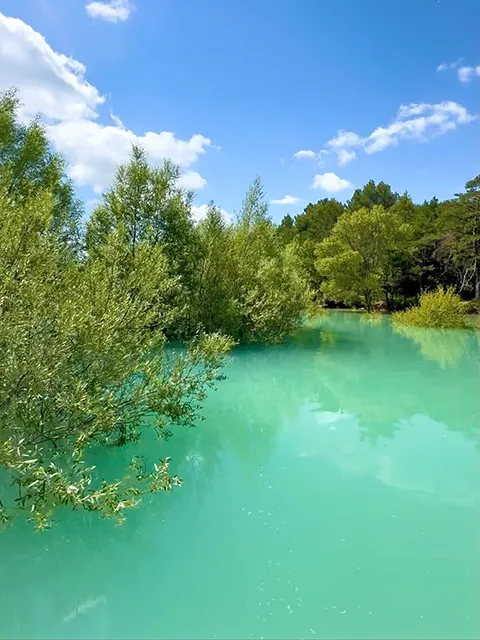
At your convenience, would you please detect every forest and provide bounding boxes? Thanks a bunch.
[0,88,479,529]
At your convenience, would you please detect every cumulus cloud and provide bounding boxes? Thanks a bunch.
[0,12,211,193]
[312,173,352,193]
[0,13,104,121]
[294,149,317,159]
[337,148,356,166]
[270,194,301,205]
[457,65,480,83]
[47,119,211,193]
[85,0,133,22]
[327,130,362,165]
[191,204,232,224]
[328,129,363,150]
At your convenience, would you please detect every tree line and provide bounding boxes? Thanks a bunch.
[278,174,480,312]
[0,87,477,528]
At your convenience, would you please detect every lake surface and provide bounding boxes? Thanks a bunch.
[1,312,479,639]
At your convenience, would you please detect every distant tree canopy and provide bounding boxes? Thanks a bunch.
[348,179,399,211]
[278,176,480,308]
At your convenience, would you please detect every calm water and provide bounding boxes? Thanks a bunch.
[1,312,479,640]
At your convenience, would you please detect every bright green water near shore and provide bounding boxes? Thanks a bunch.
[1,312,479,639]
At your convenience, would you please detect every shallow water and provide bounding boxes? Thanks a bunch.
[1,312,479,639]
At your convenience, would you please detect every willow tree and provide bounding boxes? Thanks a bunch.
[229,178,310,342]
[0,89,82,251]
[0,170,230,531]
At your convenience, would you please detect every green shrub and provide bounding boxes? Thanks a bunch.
[391,287,468,329]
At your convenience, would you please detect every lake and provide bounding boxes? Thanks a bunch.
[1,312,479,639]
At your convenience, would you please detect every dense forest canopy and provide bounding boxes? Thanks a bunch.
[278,176,480,309]
[0,88,478,528]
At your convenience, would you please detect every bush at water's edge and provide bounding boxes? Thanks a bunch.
[392,287,470,329]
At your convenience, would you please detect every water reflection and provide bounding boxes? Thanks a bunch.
[306,313,480,444]
[0,312,479,640]
[392,324,471,367]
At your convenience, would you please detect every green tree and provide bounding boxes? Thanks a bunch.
[348,179,399,211]
[391,192,415,223]
[0,181,231,529]
[293,198,345,293]
[231,179,310,341]
[295,198,344,241]
[408,197,444,295]
[277,199,344,295]
[87,145,196,269]
[86,145,202,337]
[239,175,269,225]
[316,205,410,311]
[190,204,240,336]
[277,213,295,246]
[0,89,82,251]
[436,175,480,299]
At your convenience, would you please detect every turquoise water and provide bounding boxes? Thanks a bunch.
[1,312,479,639]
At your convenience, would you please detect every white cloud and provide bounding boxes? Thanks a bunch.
[191,204,232,224]
[327,130,363,166]
[317,149,329,167]
[364,101,476,153]
[312,173,352,193]
[177,171,207,190]
[327,129,363,149]
[457,65,480,83]
[294,149,330,167]
[47,119,211,194]
[323,101,476,163]
[0,12,211,193]
[270,194,301,205]
[85,0,133,22]
[294,149,317,159]
[436,58,479,83]
[0,13,104,121]
[437,59,461,72]
[110,110,125,129]
[337,148,356,166]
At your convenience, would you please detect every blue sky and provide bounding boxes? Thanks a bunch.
[0,0,479,222]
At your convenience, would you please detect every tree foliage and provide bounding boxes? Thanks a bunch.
[0,91,310,528]
[278,175,480,310]
[436,175,480,298]
[392,287,468,329]
[315,206,410,311]
[347,179,399,211]
[0,89,82,251]
[0,178,231,529]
